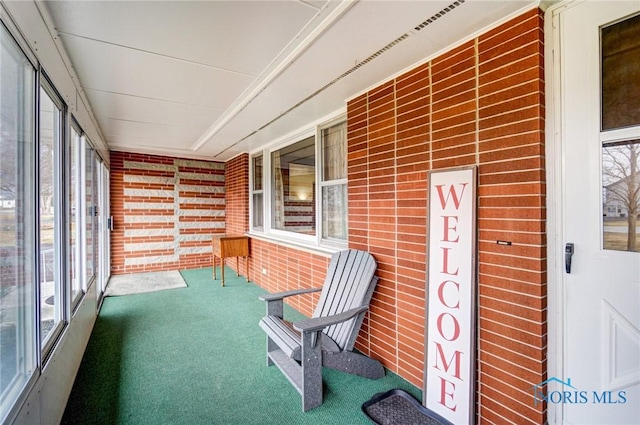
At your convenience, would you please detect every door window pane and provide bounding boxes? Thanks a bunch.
[602,140,640,252]
[0,24,36,421]
[601,14,640,130]
[271,136,315,235]
[39,86,62,347]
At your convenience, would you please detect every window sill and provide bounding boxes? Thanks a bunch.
[246,231,346,258]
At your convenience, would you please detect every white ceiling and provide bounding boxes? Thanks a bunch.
[43,0,539,162]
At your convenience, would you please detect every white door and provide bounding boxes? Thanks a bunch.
[95,158,109,302]
[101,163,110,292]
[559,1,640,424]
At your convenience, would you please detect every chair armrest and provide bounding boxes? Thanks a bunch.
[258,287,322,302]
[293,305,369,333]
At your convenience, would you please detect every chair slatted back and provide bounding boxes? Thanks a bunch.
[313,250,377,351]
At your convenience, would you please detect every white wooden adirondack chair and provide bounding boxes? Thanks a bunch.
[258,249,384,411]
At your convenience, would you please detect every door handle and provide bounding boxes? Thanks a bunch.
[565,243,574,273]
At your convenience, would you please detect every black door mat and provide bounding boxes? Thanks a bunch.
[362,389,453,425]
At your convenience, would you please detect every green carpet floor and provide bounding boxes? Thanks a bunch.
[61,267,421,424]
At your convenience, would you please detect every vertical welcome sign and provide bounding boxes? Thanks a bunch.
[424,166,477,424]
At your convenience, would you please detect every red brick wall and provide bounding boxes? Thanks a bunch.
[347,8,546,424]
[247,240,330,316]
[225,154,249,235]
[477,12,546,424]
[110,151,225,274]
[224,153,250,276]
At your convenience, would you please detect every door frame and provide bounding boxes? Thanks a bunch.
[545,0,579,423]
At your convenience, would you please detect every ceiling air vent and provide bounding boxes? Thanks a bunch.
[414,0,466,31]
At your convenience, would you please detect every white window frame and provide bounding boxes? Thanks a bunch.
[69,120,84,311]
[248,111,348,252]
[0,18,39,424]
[267,127,317,246]
[250,153,264,231]
[80,136,96,291]
[38,73,67,359]
[317,115,348,248]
